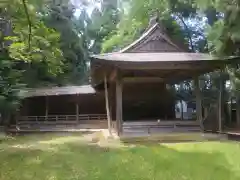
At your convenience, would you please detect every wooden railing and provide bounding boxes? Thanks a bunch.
[17,114,107,125]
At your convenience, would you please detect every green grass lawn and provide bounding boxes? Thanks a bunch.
[0,133,240,180]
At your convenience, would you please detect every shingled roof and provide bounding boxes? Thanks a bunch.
[20,85,96,98]
[90,16,239,85]
[120,22,187,53]
[91,52,216,62]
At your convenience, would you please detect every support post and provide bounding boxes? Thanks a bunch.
[194,77,203,131]
[229,97,232,124]
[204,107,208,119]
[237,97,240,126]
[76,94,79,122]
[180,100,184,120]
[116,71,123,135]
[109,101,113,128]
[45,96,49,121]
[218,78,223,132]
[109,82,114,129]
[104,74,112,135]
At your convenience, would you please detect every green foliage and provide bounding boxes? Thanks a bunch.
[87,0,120,53]
[101,0,191,53]
[0,52,24,124]
[42,1,88,85]
[1,0,65,83]
[3,0,64,68]
[0,0,65,118]
[200,0,240,97]
[195,0,240,56]
[0,0,121,119]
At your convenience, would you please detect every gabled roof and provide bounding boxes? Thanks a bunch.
[120,22,187,53]
[90,16,240,85]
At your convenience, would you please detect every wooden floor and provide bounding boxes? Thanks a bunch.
[7,120,227,143]
[120,121,226,142]
[224,128,240,135]
[122,121,200,137]
[8,120,200,136]
[222,129,240,141]
[8,120,109,133]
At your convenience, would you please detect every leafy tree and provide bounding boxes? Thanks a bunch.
[42,0,89,85]
[85,0,120,53]
[0,51,24,126]
[0,0,64,124]
[101,0,191,52]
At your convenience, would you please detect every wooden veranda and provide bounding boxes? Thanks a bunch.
[14,86,109,132]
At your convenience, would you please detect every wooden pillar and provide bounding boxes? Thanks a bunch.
[237,97,240,126]
[76,94,79,122]
[109,82,114,129]
[116,71,123,135]
[194,77,203,130]
[45,96,49,120]
[204,107,208,119]
[229,97,232,124]
[180,100,184,120]
[218,78,223,132]
[109,100,113,128]
[104,74,112,135]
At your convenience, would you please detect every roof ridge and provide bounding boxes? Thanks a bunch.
[120,23,159,53]
[120,22,185,53]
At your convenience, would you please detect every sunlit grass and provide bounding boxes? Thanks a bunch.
[0,133,240,180]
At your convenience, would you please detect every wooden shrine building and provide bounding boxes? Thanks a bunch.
[17,86,108,131]
[90,17,237,135]
[15,16,238,135]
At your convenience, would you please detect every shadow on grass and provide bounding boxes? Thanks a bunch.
[0,138,239,180]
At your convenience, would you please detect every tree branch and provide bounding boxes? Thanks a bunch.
[22,0,32,51]
[175,13,194,52]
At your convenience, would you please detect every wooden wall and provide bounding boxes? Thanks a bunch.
[20,93,106,116]
[21,83,175,121]
[109,82,175,121]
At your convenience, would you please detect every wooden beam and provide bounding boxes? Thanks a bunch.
[104,74,112,135]
[116,71,123,135]
[194,77,203,131]
[120,61,219,70]
[123,77,164,83]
